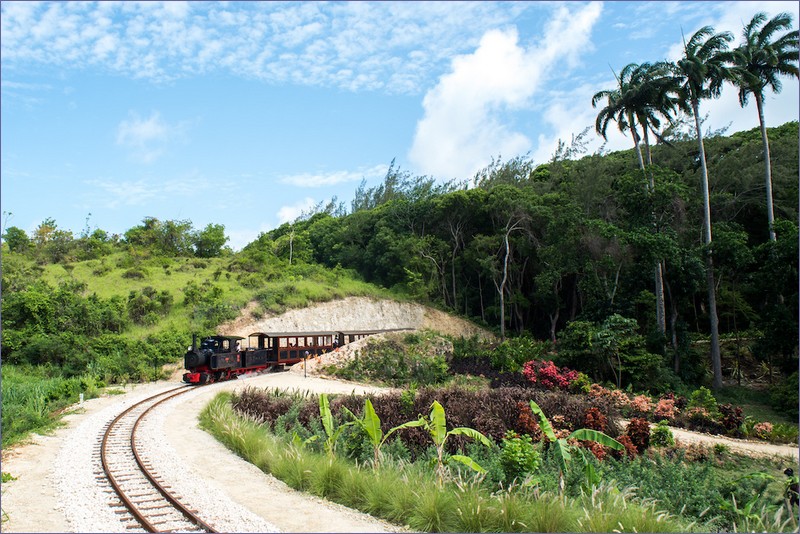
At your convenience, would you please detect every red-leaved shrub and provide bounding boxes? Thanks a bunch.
[626,417,651,453]
[522,360,579,390]
[583,407,608,432]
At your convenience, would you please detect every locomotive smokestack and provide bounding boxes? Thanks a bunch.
[192,334,197,352]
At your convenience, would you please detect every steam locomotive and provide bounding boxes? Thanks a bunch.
[182,330,395,384]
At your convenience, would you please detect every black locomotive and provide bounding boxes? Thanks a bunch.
[182,330,397,384]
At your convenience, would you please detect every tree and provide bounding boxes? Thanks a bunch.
[193,223,228,258]
[592,62,678,337]
[728,12,799,241]
[2,226,31,253]
[673,25,733,390]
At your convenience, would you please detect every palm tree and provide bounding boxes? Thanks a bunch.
[673,25,733,390]
[592,62,678,336]
[728,12,799,242]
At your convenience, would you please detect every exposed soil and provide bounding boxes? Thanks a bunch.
[2,298,797,533]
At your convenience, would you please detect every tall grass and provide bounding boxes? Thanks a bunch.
[199,392,695,532]
[2,364,101,447]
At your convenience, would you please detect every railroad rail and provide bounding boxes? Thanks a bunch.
[98,386,218,533]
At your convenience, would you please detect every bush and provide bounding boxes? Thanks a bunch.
[770,372,799,419]
[650,420,675,448]
[718,403,744,436]
[499,431,541,483]
[521,360,578,391]
[626,418,650,453]
[688,386,719,417]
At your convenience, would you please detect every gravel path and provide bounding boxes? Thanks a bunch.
[2,370,797,533]
[1,373,404,533]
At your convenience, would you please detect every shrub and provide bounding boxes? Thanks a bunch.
[629,394,653,417]
[613,434,638,459]
[521,360,579,391]
[688,386,719,416]
[752,421,773,440]
[718,403,744,436]
[653,398,677,421]
[583,407,608,432]
[626,418,650,453]
[650,420,675,448]
[499,431,541,483]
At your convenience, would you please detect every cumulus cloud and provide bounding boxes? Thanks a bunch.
[277,197,317,224]
[115,111,190,163]
[280,164,388,187]
[408,3,603,179]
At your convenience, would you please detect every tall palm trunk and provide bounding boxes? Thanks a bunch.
[692,98,723,390]
[634,117,667,336]
[755,93,777,242]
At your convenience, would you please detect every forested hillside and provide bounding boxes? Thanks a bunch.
[262,122,799,388]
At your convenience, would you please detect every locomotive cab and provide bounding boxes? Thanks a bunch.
[183,335,244,384]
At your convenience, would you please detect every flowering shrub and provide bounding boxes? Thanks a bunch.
[521,359,579,390]
[630,394,653,417]
[654,398,677,421]
[753,421,773,440]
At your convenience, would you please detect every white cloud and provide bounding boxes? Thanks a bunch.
[280,164,388,187]
[277,197,317,224]
[408,3,603,179]
[84,172,219,208]
[115,111,190,163]
[0,1,540,93]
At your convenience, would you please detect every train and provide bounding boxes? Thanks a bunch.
[182,329,401,384]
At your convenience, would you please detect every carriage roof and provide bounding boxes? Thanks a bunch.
[247,331,338,338]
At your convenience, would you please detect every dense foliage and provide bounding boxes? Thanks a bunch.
[263,122,799,391]
[227,386,797,531]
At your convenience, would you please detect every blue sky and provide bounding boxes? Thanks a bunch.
[2,1,798,250]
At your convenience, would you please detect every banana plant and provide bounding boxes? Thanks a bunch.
[319,393,352,457]
[341,398,386,467]
[388,400,493,485]
[528,400,624,493]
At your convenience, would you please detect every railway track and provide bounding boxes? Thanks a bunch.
[97,386,218,533]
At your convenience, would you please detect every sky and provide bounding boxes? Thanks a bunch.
[2,1,798,250]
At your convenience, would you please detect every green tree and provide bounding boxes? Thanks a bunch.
[2,226,31,253]
[673,25,733,390]
[592,62,676,338]
[193,223,228,258]
[728,12,798,241]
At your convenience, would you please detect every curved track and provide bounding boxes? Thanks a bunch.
[98,386,218,533]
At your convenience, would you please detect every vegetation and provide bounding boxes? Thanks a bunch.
[1,10,797,530]
[202,391,696,532]
[208,386,797,531]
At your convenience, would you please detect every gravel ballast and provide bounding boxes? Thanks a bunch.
[2,373,404,533]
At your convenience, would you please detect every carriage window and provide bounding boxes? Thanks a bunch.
[222,340,230,351]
